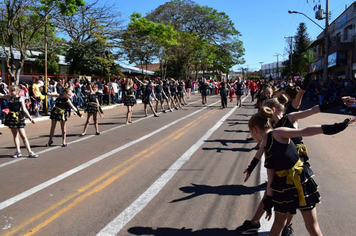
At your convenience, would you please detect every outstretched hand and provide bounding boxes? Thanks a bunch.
[342,96,356,106]
[243,169,250,182]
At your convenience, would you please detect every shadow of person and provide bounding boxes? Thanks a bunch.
[202,147,251,153]
[128,226,270,236]
[170,183,263,203]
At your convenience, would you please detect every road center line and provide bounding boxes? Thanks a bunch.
[0,101,219,210]
[97,97,247,236]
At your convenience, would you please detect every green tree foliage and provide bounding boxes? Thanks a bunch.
[34,51,60,75]
[120,12,177,78]
[0,0,85,84]
[54,1,123,78]
[146,0,245,78]
[282,23,312,77]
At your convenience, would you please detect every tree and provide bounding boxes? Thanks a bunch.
[282,23,312,77]
[34,50,60,75]
[0,0,85,84]
[146,0,245,77]
[120,12,177,78]
[53,1,123,77]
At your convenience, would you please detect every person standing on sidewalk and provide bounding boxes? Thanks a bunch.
[0,85,38,158]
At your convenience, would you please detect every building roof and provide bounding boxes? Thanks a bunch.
[0,47,69,65]
[134,62,160,72]
[120,64,155,75]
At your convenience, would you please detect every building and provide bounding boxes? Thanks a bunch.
[261,61,284,79]
[0,47,70,83]
[309,2,356,80]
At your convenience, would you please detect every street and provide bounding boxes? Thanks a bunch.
[0,94,355,236]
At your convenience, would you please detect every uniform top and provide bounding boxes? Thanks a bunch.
[8,97,22,112]
[54,97,68,110]
[264,131,300,171]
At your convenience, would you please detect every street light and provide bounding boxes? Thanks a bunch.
[288,10,324,30]
[288,3,329,81]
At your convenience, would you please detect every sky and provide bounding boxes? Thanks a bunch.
[88,0,355,72]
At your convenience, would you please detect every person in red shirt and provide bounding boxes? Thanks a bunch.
[248,80,257,102]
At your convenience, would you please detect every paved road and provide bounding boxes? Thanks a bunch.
[0,94,355,236]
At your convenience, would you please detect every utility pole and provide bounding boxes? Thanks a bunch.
[323,0,329,80]
[274,54,280,79]
[284,36,294,77]
[259,62,263,77]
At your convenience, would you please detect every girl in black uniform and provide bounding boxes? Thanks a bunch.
[170,80,179,110]
[163,80,173,112]
[200,78,209,106]
[124,78,136,124]
[46,87,84,147]
[136,78,159,117]
[238,95,355,235]
[247,107,354,236]
[0,85,38,158]
[155,81,167,113]
[80,84,104,136]
[177,81,188,107]
[234,77,244,107]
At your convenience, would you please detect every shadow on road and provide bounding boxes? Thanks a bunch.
[204,139,250,146]
[202,147,251,153]
[128,226,269,236]
[170,183,263,203]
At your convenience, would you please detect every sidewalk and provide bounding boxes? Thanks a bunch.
[0,99,143,128]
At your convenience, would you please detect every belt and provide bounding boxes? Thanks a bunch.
[89,102,101,117]
[295,143,308,156]
[276,159,306,206]
[9,111,21,124]
[54,106,66,121]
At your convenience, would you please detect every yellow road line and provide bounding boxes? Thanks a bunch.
[4,109,216,236]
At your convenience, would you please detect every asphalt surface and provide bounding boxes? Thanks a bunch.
[0,94,355,236]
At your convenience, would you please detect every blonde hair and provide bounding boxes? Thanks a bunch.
[248,106,274,130]
[263,94,288,113]
[10,85,20,92]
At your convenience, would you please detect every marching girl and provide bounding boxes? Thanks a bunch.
[163,80,173,112]
[246,107,354,236]
[46,87,84,147]
[177,81,188,107]
[136,78,159,117]
[155,80,167,113]
[237,95,355,235]
[80,84,104,136]
[235,77,244,107]
[0,85,38,158]
[124,78,136,124]
[200,78,209,106]
[170,80,179,110]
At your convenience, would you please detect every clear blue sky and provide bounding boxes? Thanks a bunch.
[89,0,355,72]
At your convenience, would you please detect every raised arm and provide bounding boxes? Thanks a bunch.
[288,96,356,124]
[274,118,355,141]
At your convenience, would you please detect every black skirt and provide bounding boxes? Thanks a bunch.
[50,107,67,122]
[124,95,136,106]
[4,111,26,128]
[85,102,99,113]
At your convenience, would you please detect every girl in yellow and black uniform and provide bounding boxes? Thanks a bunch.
[0,85,38,158]
[80,84,104,136]
[248,107,354,236]
[46,87,84,147]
